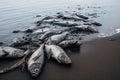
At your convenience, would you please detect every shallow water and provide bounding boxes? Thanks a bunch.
[0,0,120,42]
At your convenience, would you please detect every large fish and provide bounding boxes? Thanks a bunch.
[0,49,32,74]
[27,44,45,77]
[45,45,72,64]
[0,46,25,58]
[46,32,69,45]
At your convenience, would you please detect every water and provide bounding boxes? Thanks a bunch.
[0,0,120,42]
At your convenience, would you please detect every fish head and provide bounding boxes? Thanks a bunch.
[57,53,72,64]
[28,63,41,77]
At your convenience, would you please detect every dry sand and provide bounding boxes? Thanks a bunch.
[0,33,120,80]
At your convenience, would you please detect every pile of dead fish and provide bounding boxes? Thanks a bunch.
[0,11,102,78]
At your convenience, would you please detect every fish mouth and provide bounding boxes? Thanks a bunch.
[58,54,72,64]
[30,68,41,77]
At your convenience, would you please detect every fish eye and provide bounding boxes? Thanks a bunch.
[34,68,39,73]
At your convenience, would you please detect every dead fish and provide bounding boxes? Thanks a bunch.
[57,15,83,21]
[43,19,59,24]
[56,14,82,21]
[68,26,98,33]
[53,21,78,27]
[27,44,45,77]
[12,30,20,33]
[10,37,31,47]
[46,32,69,45]
[35,16,53,26]
[0,49,32,74]
[39,31,62,41]
[76,14,89,19]
[91,21,102,26]
[45,45,72,64]
[58,40,82,48]
[0,46,25,58]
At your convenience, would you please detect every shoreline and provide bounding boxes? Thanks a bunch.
[0,33,120,80]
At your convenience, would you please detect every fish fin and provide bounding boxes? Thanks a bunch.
[56,58,61,63]
[21,62,25,71]
[47,49,52,59]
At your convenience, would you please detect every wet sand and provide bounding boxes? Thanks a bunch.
[0,33,120,80]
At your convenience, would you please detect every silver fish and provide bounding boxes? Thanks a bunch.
[68,25,98,33]
[45,45,72,64]
[53,21,78,27]
[46,32,69,45]
[27,44,45,77]
[0,49,32,74]
[39,31,61,41]
[0,46,25,58]
[10,37,30,47]
[58,40,82,48]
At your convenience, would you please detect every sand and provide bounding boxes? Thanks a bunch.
[0,33,120,80]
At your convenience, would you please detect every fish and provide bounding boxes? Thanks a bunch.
[0,46,25,58]
[76,14,89,19]
[39,30,61,41]
[0,49,32,74]
[91,21,102,26]
[27,44,45,77]
[56,13,83,21]
[35,16,53,26]
[67,26,98,33]
[9,37,30,47]
[46,32,69,45]
[45,45,72,64]
[53,21,78,27]
[58,40,82,48]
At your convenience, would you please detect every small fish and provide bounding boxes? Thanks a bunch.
[91,21,102,26]
[27,44,45,77]
[53,21,78,27]
[10,37,30,47]
[39,31,61,41]
[45,45,72,64]
[46,32,69,45]
[0,47,25,58]
[76,14,89,19]
[58,40,82,48]
[68,26,98,33]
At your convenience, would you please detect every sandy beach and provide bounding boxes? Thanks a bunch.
[0,33,120,80]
